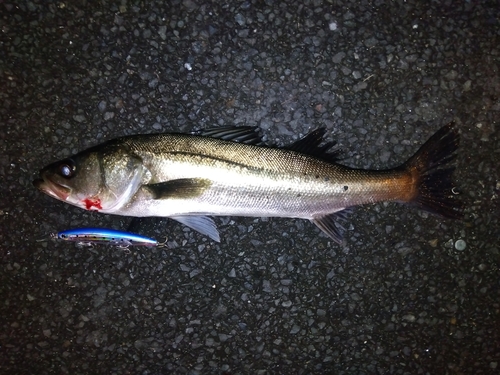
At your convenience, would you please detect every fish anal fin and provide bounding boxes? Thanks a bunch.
[171,215,220,242]
[145,178,212,200]
[288,128,342,162]
[311,208,353,244]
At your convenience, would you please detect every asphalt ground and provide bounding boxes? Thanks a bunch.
[1,1,499,374]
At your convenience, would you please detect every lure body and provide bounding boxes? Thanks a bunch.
[53,228,161,247]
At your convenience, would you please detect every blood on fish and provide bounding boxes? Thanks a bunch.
[83,197,102,210]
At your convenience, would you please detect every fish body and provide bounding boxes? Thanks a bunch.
[53,228,161,247]
[34,124,463,243]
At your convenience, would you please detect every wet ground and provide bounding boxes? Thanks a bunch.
[1,1,499,374]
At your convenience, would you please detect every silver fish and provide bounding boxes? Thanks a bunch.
[33,123,463,243]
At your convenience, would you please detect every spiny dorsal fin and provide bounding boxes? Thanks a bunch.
[196,126,264,145]
[287,128,342,162]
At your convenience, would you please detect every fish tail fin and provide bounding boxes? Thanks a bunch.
[404,122,464,219]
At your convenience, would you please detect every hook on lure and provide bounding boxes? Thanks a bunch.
[48,228,168,249]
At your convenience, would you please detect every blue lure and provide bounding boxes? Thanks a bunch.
[52,228,165,248]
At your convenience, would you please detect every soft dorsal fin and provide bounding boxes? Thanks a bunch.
[287,128,342,162]
[196,126,264,145]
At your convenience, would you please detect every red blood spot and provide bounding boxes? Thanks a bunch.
[83,197,102,210]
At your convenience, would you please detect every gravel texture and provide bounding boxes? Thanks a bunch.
[1,1,499,374]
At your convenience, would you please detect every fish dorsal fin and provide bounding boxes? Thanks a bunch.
[311,208,353,244]
[196,126,264,145]
[287,128,341,162]
[171,215,220,242]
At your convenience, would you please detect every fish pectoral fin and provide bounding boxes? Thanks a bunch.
[171,215,220,242]
[287,128,342,162]
[311,208,353,244]
[196,126,264,145]
[145,178,212,200]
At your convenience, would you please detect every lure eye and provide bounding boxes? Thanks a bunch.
[58,159,76,178]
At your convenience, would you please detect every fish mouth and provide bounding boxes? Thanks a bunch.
[33,177,71,201]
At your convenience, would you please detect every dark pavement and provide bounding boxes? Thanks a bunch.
[1,1,499,374]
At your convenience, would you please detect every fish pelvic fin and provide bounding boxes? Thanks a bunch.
[171,215,220,242]
[404,122,464,219]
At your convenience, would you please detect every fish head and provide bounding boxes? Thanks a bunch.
[33,143,149,213]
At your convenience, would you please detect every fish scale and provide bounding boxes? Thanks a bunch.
[130,138,407,208]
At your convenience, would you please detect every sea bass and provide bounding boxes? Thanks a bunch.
[33,123,463,243]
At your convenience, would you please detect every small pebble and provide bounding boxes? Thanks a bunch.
[454,240,466,251]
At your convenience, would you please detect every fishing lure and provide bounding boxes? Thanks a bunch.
[51,228,166,248]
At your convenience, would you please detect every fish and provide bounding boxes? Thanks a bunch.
[52,228,163,248]
[33,123,463,244]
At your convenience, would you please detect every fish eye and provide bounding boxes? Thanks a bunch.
[58,159,76,178]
